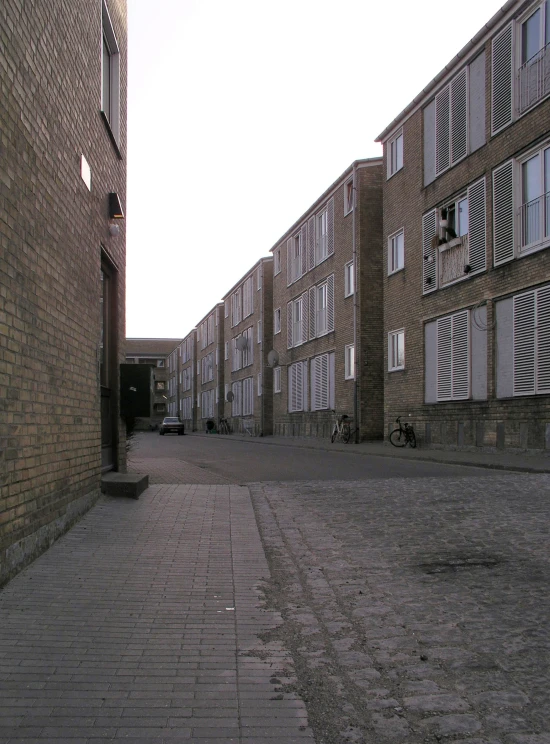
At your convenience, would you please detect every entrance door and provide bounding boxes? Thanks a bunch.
[100,261,116,471]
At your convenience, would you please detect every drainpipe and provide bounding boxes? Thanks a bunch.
[352,162,359,443]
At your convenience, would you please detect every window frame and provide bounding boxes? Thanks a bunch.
[388,228,405,275]
[101,0,121,150]
[274,307,281,335]
[345,344,355,380]
[344,261,355,297]
[344,178,354,215]
[387,129,404,178]
[388,329,405,372]
[274,366,281,394]
[274,248,281,275]
[315,206,329,264]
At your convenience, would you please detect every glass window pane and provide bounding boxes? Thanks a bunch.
[102,35,111,121]
[522,8,541,63]
[458,198,469,237]
[396,134,403,171]
[523,154,541,203]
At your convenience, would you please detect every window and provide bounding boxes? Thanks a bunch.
[224,341,229,361]
[345,345,355,380]
[518,2,550,113]
[242,327,254,367]
[231,381,242,416]
[274,367,281,393]
[308,275,335,339]
[224,299,229,318]
[242,377,254,416]
[344,178,354,215]
[231,288,242,327]
[388,229,405,274]
[257,267,262,290]
[434,69,468,176]
[388,130,403,177]
[388,330,405,371]
[423,177,486,292]
[201,389,214,419]
[288,360,307,412]
[274,248,281,275]
[512,286,550,395]
[101,1,121,146]
[436,311,469,400]
[311,353,335,411]
[274,307,281,334]
[182,397,192,420]
[287,229,305,285]
[257,373,262,396]
[257,320,262,343]
[316,207,329,263]
[287,294,308,349]
[156,359,165,367]
[243,277,254,318]
[232,337,242,372]
[344,261,354,297]
[201,353,214,382]
[493,146,550,264]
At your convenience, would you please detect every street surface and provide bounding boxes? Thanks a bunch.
[0,432,548,743]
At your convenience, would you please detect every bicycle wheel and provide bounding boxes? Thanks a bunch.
[407,429,416,448]
[389,428,406,447]
[331,427,337,443]
[342,423,351,444]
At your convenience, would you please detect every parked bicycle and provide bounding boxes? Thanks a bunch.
[331,412,351,443]
[389,416,416,448]
[218,417,231,435]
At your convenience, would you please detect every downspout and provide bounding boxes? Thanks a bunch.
[259,263,264,436]
[352,162,359,443]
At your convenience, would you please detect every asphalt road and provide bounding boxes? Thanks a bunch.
[128,431,497,484]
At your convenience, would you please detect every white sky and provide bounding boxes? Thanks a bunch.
[126,0,505,339]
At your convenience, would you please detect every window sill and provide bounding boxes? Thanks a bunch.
[388,267,404,277]
[100,111,122,160]
[388,366,405,373]
[517,238,550,259]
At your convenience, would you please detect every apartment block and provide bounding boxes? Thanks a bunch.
[125,338,182,426]
[269,160,384,440]
[222,258,274,436]
[196,305,224,429]
[377,0,550,451]
[178,330,197,431]
[1,0,127,585]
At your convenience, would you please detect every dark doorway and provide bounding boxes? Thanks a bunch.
[100,258,117,471]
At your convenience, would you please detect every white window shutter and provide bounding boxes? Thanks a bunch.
[491,23,513,135]
[327,198,334,256]
[287,301,293,349]
[451,311,470,399]
[536,286,550,393]
[248,327,253,366]
[437,315,452,401]
[435,85,450,175]
[467,177,486,273]
[309,286,316,339]
[313,354,329,410]
[514,291,536,395]
[308,216,315,270]
[287,238,293,285]
[493,160,515,266]
[301,224,308,276]
[301,292,308,344]
[422,209,438,294]
[450,68,468,165]
[327,275,335,332]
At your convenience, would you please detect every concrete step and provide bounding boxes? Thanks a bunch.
[101,472,149,499]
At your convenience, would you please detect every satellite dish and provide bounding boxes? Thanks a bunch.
[226,391,234,402]
[267,350,279,367]
[236,335,248,351]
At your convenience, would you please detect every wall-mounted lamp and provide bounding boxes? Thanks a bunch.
[109,192,124,219]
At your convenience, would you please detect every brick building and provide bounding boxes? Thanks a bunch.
[222,257,274,436]
[269,160,383,440]
[178,330,197,431]
[377,0,550,451]
[1,0,127,585]
[124,338,181,427]
[196,305,224,430]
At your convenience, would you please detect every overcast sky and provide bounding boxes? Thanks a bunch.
[126,0,505,339]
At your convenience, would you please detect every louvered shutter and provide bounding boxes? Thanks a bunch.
[301,224,308,276]
[287,301,293,349]
[491,23,513,135]
[327,198,334,256]
[327,275,335,332]
[451,311,470,399]
[301,292,308,344]
[313,354,329,410]
[451,69,468,164]
[536,286,550,393]
[309,286,316,339]
[437,315,452,400]
[248,327,254,366]
[287,238,293,285]
[435,85,450,175]
[493,160,515,266]
[422,209,438,293]
[513,291,536,395]
[467,177,486,273]
[295,362,303,411]
[308,216,315,270]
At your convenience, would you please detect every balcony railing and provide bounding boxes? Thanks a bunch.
[439,234,469,286]
[519,191,550,251]
[518,42,550,114]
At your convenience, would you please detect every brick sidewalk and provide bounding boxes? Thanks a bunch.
[0,485,314,743]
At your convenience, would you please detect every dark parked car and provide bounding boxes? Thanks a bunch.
[159,417,185,435]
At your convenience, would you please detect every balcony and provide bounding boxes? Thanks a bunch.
[438,234,469,286]
[519,191,550,252]
[518,42,550,114]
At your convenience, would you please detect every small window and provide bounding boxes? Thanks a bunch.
[388,229,405,274]
[156,359,164,367]
[274,248,281,275]
[257,373,262,396]
[387,130,403,178]
[316,208,329,263]
[388,330,405,371]
[101,1,121,147]
[274,367,281,393]
[257,320,262,343]
[344,178,354,215]
[345,261,355,297]
[257,267,262,290]
[224,341,229,360]
[274,307,281,334]
[345,345,355,380]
